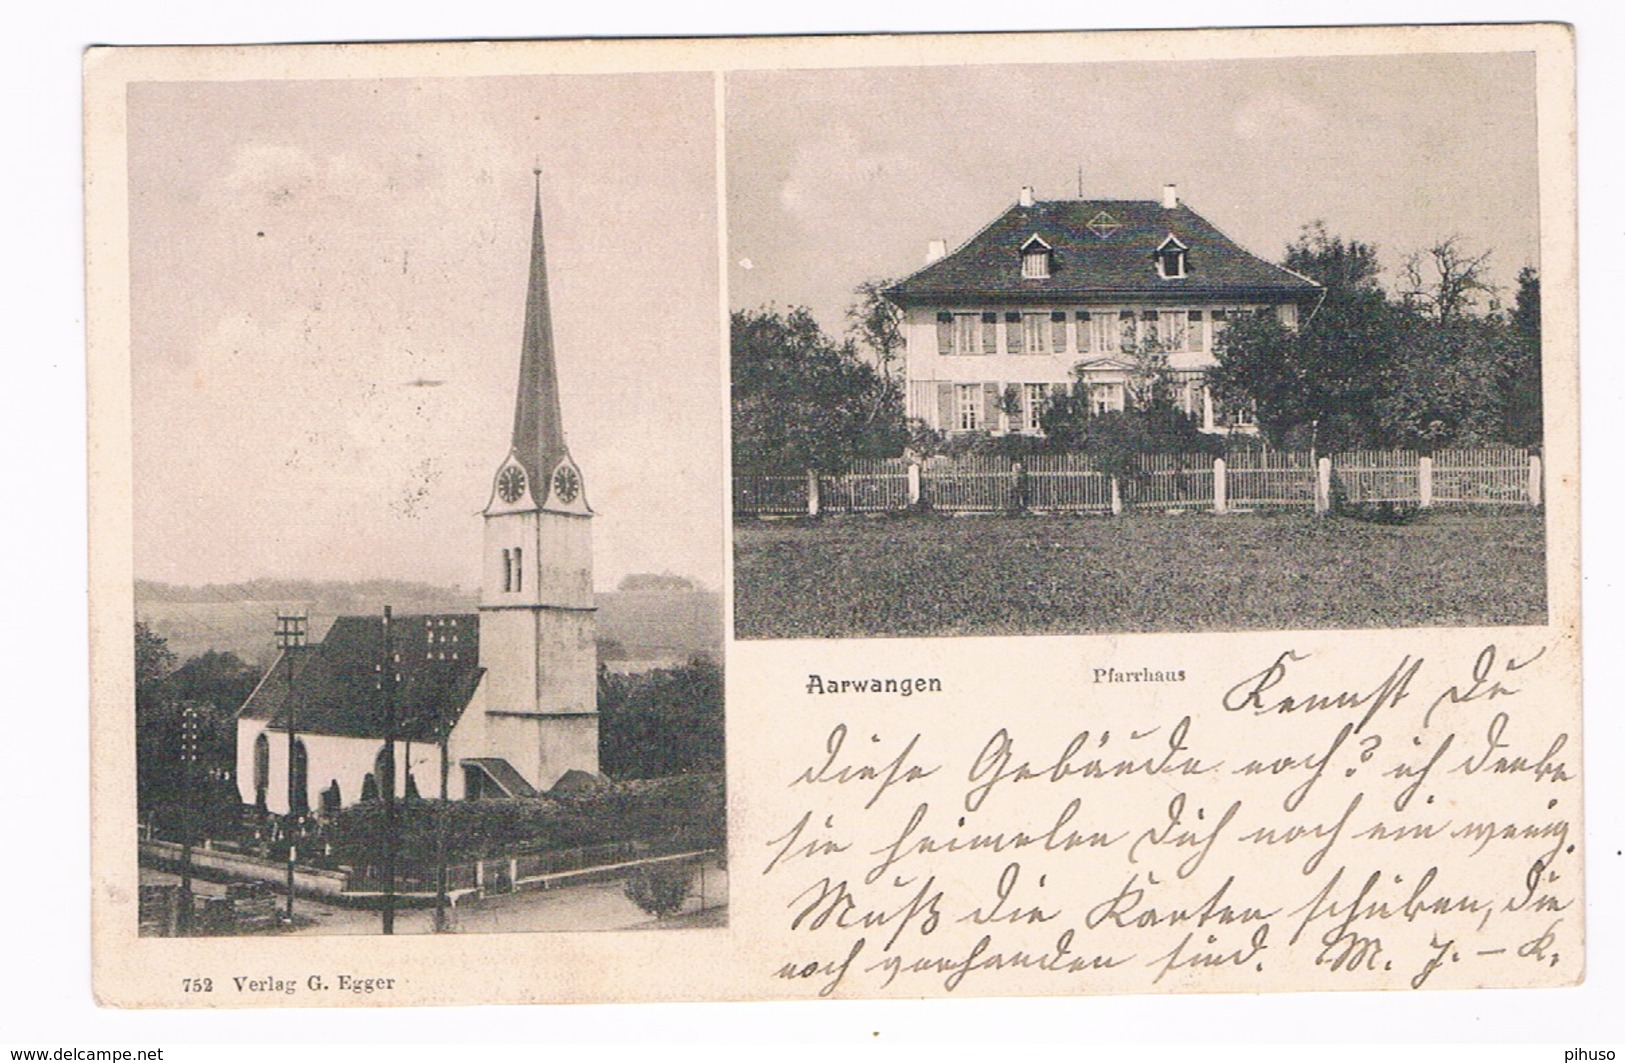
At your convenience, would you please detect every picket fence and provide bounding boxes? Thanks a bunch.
[734,446,1541,517]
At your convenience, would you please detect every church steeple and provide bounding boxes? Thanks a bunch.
[475,173,599,791]
[509,170,570,492]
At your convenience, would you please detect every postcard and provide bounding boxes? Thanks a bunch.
[85,23,1580,1006]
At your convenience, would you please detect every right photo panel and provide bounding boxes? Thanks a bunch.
[723,36,1579,1003]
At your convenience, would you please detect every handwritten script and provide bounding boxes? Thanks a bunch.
[758,642,1579,997]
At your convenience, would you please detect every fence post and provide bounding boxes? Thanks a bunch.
[1315,457,1331,515]
[509,857,519,893]
[805,469,820,517]
[474,859,485,897]
[907,461,921,507]
[1110,476,1122,516]
[1213,457,1226,514]
[1418,455,1433,508]
[1529,454,1543,506]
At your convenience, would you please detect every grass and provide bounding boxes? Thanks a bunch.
[732,508,1547,639]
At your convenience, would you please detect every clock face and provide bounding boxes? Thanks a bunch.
[497,464,527,504]
[553,464,581,504]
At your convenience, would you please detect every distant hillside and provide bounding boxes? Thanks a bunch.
[134,579,721,669]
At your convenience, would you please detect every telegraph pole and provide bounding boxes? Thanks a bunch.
[434,713,450,932]
[274,612,307,923]
[178,702,200,934]
[381,605,397,935]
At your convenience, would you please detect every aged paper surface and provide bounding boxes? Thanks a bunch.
[86,24,1580,1008]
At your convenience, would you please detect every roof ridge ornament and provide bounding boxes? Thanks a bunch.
[1087,210,1122,239]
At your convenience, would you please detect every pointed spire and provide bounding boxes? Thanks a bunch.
[509,168,570,491]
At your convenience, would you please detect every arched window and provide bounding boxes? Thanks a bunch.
[289,739,310,816]
[374,744,395,801]
[253,733,270,809]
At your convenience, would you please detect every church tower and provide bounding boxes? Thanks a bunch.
[477,172,598,791]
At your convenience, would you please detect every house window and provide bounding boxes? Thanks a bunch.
[1164,310,1187,352]
[956,384,982,431]
[1091,383,1125,416]
[1020,234,1052,279]
[952,313,979,355]
[1140,309,1160,349]
[1024,383,1048,433]
[1216,394,1257,428]
[1277,303,1299,329]
[253,733,270,808]
[1074,311,1092,353]
[290,739,309,816]
[1155,234,1189,279]
[1004,312,1024,354]
[501,549,512,592]
[1050,311,1068,352]
[1188,309,1205,352]
[1022,313,1049,354]
[513,547,522,592]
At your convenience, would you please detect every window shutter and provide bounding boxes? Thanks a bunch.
[983,382,1001,428]
[1189,309,1205,351]
[1051,311,1068,352]
[936,312,953,355]
[981,312,998,354]
[936,383,956,430]
[1005,312,1023,354]
[1075,310,1092,353]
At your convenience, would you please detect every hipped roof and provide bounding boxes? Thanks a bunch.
[887,199,1320,303]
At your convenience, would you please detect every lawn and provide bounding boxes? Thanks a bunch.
[732,509,1548,639]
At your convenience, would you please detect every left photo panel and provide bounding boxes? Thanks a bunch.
[123,73,726,937]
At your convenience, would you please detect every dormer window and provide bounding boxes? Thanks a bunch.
[1155,234,1188,279]
[1020,234,1052,279]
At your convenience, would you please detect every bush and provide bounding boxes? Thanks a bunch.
[327,773,725,864]
[624,862,694,919]
[1339,500,1425,525]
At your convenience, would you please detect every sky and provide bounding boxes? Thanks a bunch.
[128,74,721,592]
[726,52,1540,338]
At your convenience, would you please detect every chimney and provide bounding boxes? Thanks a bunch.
[1162,183,1179,209]
[1019,185,1036,208]
[924,238,947,265]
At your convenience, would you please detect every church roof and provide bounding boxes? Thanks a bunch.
[886,198,1321,303]
[508,176,573,490]
[238,613,482,741]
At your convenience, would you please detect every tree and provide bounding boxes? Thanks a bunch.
[846,277,906,383]
[599,657,724,779]
[135,620,176,696]
[1503,267,1543,446]
[135,630,257,841]
[624,862,695,919]
[1400,236,1498,324]
[1210,224,1402,449]
[732,307,907,475]
[616,572,696,592]
[1379,316,1526,448]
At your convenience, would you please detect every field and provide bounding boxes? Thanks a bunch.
[732,509,1547,639]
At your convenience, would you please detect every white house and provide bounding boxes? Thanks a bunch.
[883,184,1323,435]
[235,177,600,814]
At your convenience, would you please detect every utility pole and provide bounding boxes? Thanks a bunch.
[178,702,200,934]
[274,612,307,923]
[434,712,450,932]
[381,605,397,935]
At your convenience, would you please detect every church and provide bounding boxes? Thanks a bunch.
[234,177,601,813]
